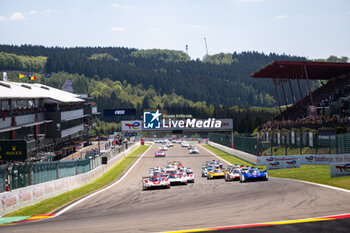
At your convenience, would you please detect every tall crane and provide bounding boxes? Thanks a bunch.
[204,37,209,56]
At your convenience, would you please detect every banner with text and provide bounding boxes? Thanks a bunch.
[330,163,350,178]
[257,154,350,166]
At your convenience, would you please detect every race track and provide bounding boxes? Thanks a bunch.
[4,143,350,233]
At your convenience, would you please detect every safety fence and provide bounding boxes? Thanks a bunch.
[209,131,350,156]
[0,142,136,193]
[208,133,258,155]
[0,142,140,216]
[337,133,350,154]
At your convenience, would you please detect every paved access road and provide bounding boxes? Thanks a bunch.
[4,143,350,232]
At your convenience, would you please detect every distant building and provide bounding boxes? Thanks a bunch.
[0,81,98,161]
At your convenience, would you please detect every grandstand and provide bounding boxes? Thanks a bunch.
[251,61,350,132]
[0,81,98,161]
[208,60,350,156]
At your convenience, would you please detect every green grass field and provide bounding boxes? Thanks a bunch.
[5,145,149,217]
[203,145,350,190]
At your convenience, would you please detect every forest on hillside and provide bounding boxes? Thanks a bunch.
[0,44,314,107]
[1,45,346,133]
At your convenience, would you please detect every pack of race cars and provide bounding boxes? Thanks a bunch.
[154,140,199,157]
[201,160,268,182]
[142,161,195,190]
[144,140,267,191]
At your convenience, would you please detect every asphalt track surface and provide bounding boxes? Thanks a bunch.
[3,143,350,233]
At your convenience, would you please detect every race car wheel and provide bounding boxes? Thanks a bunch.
[225,176,228,182]
[240,175,246,183]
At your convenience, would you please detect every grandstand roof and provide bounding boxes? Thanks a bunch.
[251,60,350,80]
[0,81,84,102]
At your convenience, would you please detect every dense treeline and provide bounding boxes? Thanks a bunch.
[0,52,46,72]
[0,44,311,107]
[5,45,345,133]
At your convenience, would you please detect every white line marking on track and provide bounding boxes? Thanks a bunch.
[280,178,350,193]
[53,144,153,217]
[165,212,350,233]
[199,145,350,193]
[199,145,233,166]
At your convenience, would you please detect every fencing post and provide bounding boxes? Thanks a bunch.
[30,162,33,185]
[335,135,339,154]
[57,161,60,179]
[315,133,318,155]
[5,163,10,191]
[284,131,287,156]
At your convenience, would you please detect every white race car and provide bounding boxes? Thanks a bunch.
[186,168,195,183]
[167,172,187,185]
[159,145,168,151]
[181,142,189,147]
[165,164,176,173]
[149,167,163,176]
[189,147,199,154]
[225,167,240,181]
[142,175,170,190]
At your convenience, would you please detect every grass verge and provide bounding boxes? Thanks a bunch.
[203,145,350,190]
[5,145,149,217]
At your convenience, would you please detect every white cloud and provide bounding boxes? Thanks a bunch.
[346,11,350,15]
[191,25,201,29]
[110,27,125,31]
[9,12,25,21]
[29,10,37,14]
[275,15,288,19]
[0,16,6,21]
[112,3,120,7]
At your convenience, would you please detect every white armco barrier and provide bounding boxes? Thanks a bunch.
[208,141,257,165]
[0,142,140,217]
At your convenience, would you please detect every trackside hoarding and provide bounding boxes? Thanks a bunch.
[330,163,350,178]
[121,120,142,131]
[257,154,350,166]
[266,159,300,170]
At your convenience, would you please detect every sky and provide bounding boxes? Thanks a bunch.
[0,0,349,60]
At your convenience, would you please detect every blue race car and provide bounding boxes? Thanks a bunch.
[240,167,268,183]
[201,165,215,177]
